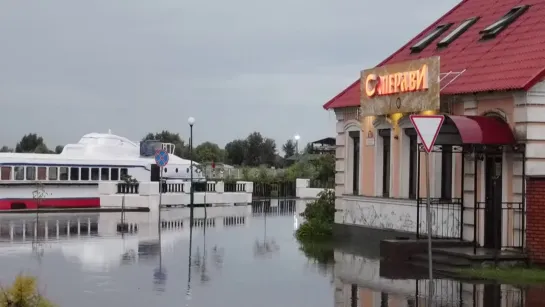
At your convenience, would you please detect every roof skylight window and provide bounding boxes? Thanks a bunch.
[410,23,453,53]
[480,5,529,39]
[437,17,479,48]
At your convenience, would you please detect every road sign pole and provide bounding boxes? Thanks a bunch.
[425,151,434,304]
[154,149,169,211]
[409,114,444,303]
[159,166,163,209]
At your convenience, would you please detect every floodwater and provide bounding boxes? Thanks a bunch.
[0,200,540,307]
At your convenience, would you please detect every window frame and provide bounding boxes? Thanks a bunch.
[26,166,36,181]
[37,166,47,180]
[480,5,529,39]
[59,167,69,181]
[91,168,100,180]
[100,168,109,181]
[48,167,58,180]
[81,167,90,181]
[1,166,12,180]
[111,168,119,181]
[437,17,479,47]
[379,129,391,197]
[440,145,453,200]
[407,131,418,200]
[69,167,80,181]
[14,167,24,180]
[410,23,453,53]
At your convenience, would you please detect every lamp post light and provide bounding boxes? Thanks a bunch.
[188,117,195,226]
[294,134,300,155]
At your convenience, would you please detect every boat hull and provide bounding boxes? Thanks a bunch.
[0,184,99,210]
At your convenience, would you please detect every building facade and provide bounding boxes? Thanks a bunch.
[324,0,545,263]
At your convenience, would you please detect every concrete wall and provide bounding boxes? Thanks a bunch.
[295,178,332,199]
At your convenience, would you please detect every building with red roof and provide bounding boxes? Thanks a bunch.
[327,0,545,265]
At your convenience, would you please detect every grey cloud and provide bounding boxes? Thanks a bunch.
[0,0,459,149]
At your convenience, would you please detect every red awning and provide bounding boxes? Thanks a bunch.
[446,115,516,145]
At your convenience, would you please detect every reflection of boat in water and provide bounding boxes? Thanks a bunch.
[0,207,250,271]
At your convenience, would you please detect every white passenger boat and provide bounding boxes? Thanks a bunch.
[0,131,205,210]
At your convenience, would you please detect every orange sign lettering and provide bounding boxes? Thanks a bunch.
[365,64,429,97]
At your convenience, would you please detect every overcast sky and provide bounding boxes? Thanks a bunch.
[0,0,460,149]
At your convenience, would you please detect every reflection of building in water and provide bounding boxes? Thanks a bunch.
[334,278,525,307]
[0,206,251,271]
[251,199,297,216]
[333,250,526,307]
[0,214,101,241]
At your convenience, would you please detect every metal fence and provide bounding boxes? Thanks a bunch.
[474,201,525,250]
[416,198,463,240]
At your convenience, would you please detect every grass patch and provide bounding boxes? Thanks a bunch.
[459,267,545,284]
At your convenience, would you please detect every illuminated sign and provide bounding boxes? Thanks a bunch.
[365,64,429,97]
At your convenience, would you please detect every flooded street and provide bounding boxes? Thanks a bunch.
[0,200,540,306]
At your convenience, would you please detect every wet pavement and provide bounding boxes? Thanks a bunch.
[0,200,541,307]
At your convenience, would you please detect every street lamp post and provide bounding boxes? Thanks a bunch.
[188,117,195,226]
[294,134,300,155]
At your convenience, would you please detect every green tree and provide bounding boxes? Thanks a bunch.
[260,138,277,166]
[244,132,264,166]
[282,139,296,158]
[224,139,247,165]
[54,145,64,154]
[142,131,188,158]
[311,154,335,184]
[194,142,224,163]
[0,146,13,153]
[303,143,314,154]
[243,132,277,167]
[15,134,47,153]
[33,143,52,154]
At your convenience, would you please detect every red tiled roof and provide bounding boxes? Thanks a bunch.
[324,0,545,110]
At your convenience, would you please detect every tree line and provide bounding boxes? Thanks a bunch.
[1,131,314,167]
[0,133,63,154]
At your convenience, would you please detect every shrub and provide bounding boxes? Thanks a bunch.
[295,190,335,241]
[0,275,56,307]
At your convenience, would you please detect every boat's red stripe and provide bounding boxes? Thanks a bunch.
[0,198,100,210]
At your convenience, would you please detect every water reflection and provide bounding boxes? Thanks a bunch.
[331,244,541,307]
[334,279,531,307]
[252,200,296,258]
[0,200,372,307]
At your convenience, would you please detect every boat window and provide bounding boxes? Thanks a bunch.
[48,167,58,180]
[164,168,168,173]
[14,167,24,180]
[26,166,36,180]
[81,168,90,181]
[176,168,178,173]
[101,168,109,181]
[120,168,128,179]
[37,167,47,180]
[1,166,11,180]
[111,168,119,181]
[91,168,99,180]
[70,167,79,180]
[59,167,69,180]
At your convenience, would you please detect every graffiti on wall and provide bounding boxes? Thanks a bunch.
[341,199,461,238]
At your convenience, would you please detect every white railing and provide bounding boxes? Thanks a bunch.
[98,180,254,209]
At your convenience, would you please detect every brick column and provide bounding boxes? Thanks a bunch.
[526,178,545,265]
[526,287,545,307]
